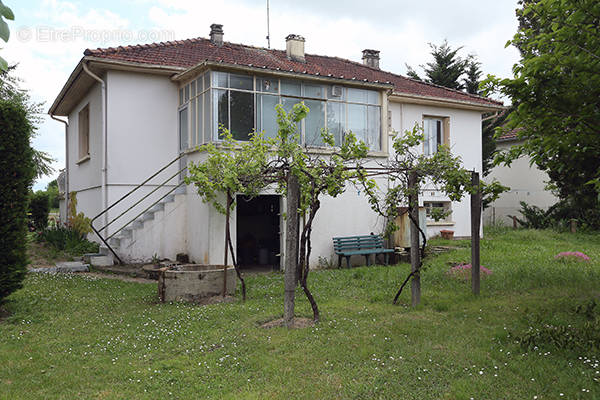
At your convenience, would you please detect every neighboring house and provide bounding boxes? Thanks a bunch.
[483,130,558,226]
[49,24,503,268]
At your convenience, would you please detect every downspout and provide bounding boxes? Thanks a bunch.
[50,115,69,222]
[82,62,109,233]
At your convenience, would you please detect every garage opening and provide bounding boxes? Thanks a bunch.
[236,195,281,271]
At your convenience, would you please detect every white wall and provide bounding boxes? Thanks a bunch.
[104,70,180,237]
[483,140,558,226]
[65,80,103,222]
[389,101,483,238]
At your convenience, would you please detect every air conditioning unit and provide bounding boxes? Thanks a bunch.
[331,85,343,97]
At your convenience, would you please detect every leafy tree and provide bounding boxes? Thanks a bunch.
[0,66,55,178]
[358,125,505,304]
[0,99,35,303]
[186,130,271,300]
[407,40,469,90]
[187,104,369,324]
[484,0,600,223]
[0,1,13,71]
[46,179,60,209]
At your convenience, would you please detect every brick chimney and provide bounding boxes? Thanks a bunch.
[210,24,224,46]
[286,34,305,62]
[362,49,380,69]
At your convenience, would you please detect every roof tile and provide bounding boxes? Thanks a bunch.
[84,37,502,107]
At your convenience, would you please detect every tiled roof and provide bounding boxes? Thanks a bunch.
[84,37,503,108]
[497,127,522,141]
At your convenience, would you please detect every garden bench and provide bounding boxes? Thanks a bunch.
[333,234,395,268]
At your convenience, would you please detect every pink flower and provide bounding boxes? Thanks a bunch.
[554,251,590,262]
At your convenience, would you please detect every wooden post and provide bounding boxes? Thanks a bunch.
[284,173,300,327]
[471,171,481,296]
[512,215,518,229]
[222,194,231,297]
[408,170,420,307]
[570,219,577,233]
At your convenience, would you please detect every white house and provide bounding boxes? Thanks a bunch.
[50,24,503,268]
[483,131,558,226]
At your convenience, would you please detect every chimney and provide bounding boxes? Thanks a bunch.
[210,23,224,46]
[285,34,305,62]
[362,49,380,69]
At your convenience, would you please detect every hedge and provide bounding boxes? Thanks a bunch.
[0,99,36,303]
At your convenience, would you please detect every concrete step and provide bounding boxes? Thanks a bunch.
[150,203,164,212]
[109,237,121,248]
[163,194,176,203]
[120,227,133,239]
[142,211,154,222]
[90,253,114,267]
[133,219,144,229]
[174,185,187,195]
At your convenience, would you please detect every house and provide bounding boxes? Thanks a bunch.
[483,130,558,226]
[50,24,503,268]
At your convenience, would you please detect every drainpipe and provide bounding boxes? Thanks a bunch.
[50,114,69,222]
[82,62,109,234]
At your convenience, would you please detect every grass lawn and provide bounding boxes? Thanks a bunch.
[1,228,600,399]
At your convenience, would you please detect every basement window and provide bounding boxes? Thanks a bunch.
[424,201,452,223]
[78,104,90,162]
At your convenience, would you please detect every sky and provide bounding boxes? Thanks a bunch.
[4,0,522,190]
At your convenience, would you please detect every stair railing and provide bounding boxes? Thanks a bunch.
[90,153,187,264]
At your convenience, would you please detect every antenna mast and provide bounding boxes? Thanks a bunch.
[266,0,271,48]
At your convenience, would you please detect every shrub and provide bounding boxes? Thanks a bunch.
[516,200,600,231]
[29,191,49,231]
[40,226,99,255]
[67,192,92,237]
[0,100,36,303]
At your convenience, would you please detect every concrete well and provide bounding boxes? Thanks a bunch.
[158,264,236,302]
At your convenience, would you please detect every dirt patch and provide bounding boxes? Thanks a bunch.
[260,317,315,329]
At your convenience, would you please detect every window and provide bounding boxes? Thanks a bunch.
[424,201,452,223]
[423,117,448,156]
[178,71,383,150]
[78,104,89,161]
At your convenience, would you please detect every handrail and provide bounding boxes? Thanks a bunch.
[106,180,185,241]
[90,153,185,229]
[97,166,185,233]
[90,153,187,265]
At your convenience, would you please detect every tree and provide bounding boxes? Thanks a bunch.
[463,56,483,95]
[484,0,600,223]
[406,40,469,90]
[0,66,55,178]
[186,131,271,300]
[0,1,13,71]
[46,179,60,209]
[0,99,35,303]
[358,125,505,304]
[187,103,368,325]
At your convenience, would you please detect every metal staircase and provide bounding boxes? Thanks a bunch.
[90,154,187,265]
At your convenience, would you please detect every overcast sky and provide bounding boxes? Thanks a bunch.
[5,0,522,190]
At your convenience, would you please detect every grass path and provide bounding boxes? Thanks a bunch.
[1,228,599,399]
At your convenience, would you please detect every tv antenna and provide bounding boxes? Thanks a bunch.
[266,0,271,48]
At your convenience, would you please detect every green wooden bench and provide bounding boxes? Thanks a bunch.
[333,234,395,268]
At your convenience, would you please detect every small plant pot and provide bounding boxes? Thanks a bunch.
[440,230,454,240]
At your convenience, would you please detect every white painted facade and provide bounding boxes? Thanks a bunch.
[58,65,491,267]
[483,139,558,226]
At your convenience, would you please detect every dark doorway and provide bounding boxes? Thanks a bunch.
[236,195,281,270]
